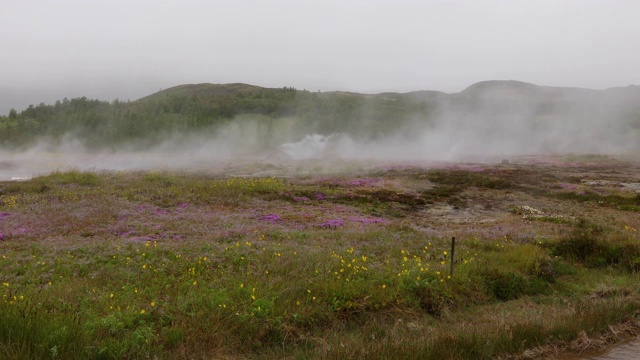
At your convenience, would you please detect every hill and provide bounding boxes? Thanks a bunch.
[0,81,639,155]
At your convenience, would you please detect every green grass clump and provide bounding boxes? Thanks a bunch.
[547,219,640,270]
[555,192,640,211]
[37,170,102,186]
[427,170,516,190]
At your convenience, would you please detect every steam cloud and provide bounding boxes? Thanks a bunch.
[2,81,639,180]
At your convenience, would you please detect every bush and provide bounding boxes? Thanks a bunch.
[480,270,548,301]
[549,219,640,270]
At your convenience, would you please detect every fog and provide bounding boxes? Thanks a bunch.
[2,81,639,181]
[3,1,640,116]
[3,1,640,176]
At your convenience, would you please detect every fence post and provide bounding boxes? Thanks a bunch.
[450,237,455,278]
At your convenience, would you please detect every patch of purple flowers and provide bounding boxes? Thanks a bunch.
[15,227,29,234]
[315,192,327,201]
[0,212,12,219]
[259,214,281,222]
[135,204,153,212]
[292,196,310,202]
[348,179,380,186]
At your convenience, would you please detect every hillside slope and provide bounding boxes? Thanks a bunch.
[0,81,639,156]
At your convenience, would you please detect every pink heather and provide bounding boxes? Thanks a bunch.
[259,214,281,221]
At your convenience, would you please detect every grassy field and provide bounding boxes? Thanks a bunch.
[0,156,639,359]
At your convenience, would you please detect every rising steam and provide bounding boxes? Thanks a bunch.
[2,81,639,180]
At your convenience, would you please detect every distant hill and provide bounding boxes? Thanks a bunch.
[137,83,266,103]
[1,80,639,155]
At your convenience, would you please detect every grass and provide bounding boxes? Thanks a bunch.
[555,192,640,212]
[0,165,639,359]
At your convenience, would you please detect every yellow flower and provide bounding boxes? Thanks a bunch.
[193,280,197,286]
[140,309,146,314]
[151,301,156,307]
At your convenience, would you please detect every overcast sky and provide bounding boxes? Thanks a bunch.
[1,0,640,114]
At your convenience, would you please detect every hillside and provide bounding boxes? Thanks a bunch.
[0,81,639,155]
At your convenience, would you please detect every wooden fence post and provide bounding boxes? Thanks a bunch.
[450,237,455,278]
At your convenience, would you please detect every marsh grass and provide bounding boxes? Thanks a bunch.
[427,169,517,190]
[0,169,639,359]
[554,192,640,212]
[545,219,640,270]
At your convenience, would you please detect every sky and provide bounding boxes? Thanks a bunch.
[1,0,640,114]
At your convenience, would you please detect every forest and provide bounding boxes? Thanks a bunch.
[0,84,437,150]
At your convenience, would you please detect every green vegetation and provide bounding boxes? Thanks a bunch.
[544,219,640,270]
[0,84,437,149]
[1,166,639,359]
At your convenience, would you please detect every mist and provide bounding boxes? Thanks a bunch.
[1,80,639,181]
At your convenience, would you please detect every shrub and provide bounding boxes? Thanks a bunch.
[548,219,640,270]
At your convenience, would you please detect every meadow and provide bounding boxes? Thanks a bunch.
[0,155,639,359]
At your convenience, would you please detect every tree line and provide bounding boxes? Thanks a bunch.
[0,85,436,150]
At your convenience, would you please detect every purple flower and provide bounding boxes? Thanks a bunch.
[348,179,380,186]
[135,204,153,212]
[16,227,29,234]
[259,214,281,222]
[293,196,310,202]
[315,192,327,201]
[0,212,12,219]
